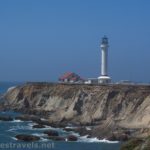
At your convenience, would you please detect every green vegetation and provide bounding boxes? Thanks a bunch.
[121,136,150,150]
[121,138,143,150]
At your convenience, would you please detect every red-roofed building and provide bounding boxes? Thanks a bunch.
[58,72,84,83]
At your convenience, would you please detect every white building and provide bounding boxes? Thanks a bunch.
[84,78,98,84]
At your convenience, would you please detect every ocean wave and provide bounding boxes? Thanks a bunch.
[11,137,17,141]
[11,119,24,123]
[78,136,119,143]
[98,139,119,144]
[28,122,37,127]
[40,138,49,142]
[7,128,16,132]
[7,125,32,132]
[85,127,92,131]
[35,126,53,130]
[65,126,77,129]
[41,118,47,121]
[32,133,45,137]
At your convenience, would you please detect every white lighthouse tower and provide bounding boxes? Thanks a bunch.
[98,36,111,84]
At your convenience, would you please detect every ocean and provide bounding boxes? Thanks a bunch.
[0,82,121,150]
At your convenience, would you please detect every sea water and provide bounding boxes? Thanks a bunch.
[0,82,121,150]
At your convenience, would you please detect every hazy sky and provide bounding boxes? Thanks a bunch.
[0,0,150,82]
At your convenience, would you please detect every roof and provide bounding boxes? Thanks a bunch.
[71,77,77,81]
[59,72,84,81]
[59,72,74,80]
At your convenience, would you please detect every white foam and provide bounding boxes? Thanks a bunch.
[32,133,45,137]
[36,126,52,130]
[79,136,119,143]
[65,126,77,129]
[28,122,37,127]
[11,119,24,123]
[11,137,17,141]
[7,128,16,132]
[40,138,49,142]
[98,139,119,144]
[86,127,92,131]
[8,125,32,131]
[41,118,47,121]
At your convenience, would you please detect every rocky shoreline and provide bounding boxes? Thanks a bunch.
[0,114,98,142]
[1,82,150,149]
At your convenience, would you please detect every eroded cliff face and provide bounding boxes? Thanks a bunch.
[2,83,150,139]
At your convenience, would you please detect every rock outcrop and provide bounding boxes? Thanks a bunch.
[15,134,40,142]
[32,124,46,128]
[43,130,59,136]
[2,82,150,140]
[0,115,13,121]
[67,135,78,141]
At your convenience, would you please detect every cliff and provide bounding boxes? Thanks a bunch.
[2,82,150,140]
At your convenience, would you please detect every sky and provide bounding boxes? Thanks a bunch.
[0,0,150,82]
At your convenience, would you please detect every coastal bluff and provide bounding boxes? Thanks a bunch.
[2,83,150,141]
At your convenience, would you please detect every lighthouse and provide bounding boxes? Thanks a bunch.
[98,36,111,84]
